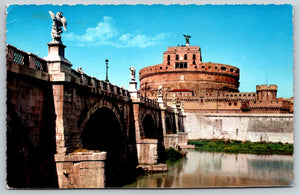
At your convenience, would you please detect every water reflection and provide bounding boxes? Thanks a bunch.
[124,150,293,188]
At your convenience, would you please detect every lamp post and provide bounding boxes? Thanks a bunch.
[105,59,109,82]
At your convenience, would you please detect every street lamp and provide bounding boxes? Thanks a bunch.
[105,59,109,82]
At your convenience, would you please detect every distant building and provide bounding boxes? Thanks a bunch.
[139,40,293,114]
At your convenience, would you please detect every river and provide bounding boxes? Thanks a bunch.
[124,149,294,188]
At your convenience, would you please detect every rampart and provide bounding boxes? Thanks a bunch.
[185,113,294,143]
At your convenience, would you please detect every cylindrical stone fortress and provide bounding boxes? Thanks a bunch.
[139,45,240,98]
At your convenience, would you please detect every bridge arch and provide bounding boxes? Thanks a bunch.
[165,115,176,134]
[80,104,126,187]
[141,112,158,139]
[165,116,173,134]
[80,101,123,134]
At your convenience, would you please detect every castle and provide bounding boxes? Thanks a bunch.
[139,36,293,143]
[139,37,293,114]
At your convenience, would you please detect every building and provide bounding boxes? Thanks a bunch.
[139,37,293,114]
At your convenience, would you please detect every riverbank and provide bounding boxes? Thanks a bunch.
[188,139,293,155]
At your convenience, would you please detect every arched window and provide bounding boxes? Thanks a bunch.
[176,54,179,60]
[193,54,196,60]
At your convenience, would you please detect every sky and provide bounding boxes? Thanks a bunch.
[6,4,293,98]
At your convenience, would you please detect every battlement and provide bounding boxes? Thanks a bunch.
[165,45,201,52]
[139,62,239,80]
[256,84,277,91]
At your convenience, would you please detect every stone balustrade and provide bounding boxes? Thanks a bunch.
[6,44,48,72]
[140,95,160,108]
[70,69,130,98]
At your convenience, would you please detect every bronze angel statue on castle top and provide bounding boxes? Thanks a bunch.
[49,11,67,43]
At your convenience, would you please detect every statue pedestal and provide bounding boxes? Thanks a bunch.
[44,41,72,76]
[129,81,137,92]
[47,41,66,58]
[44,41,72,82]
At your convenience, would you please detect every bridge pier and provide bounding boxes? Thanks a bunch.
[55,151,106,188]
[46,42,108,188]
[129,81,159,165]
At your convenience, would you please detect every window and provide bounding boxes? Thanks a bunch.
[193,54,196,60]
[221,67,227,71]
[229,102,232,106]
[167,61,170,65]
[193,61,196,65]
[215,66,217,69]
[175,62,188,69]
[184,54,187,60]
[236,70,239,73]
[230,68,234,72]
[176,55,179,60]
[167,55,170,60]
[202,65,205,69]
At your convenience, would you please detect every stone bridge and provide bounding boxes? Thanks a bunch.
[6,43,188,188]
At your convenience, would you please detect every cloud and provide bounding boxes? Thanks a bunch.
[117,33,167,48]
[64,16,118,46]
[64,16,168,48]
[30,11,49,20]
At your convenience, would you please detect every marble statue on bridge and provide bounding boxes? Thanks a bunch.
[49,11,67,43]
[129,66,136,81]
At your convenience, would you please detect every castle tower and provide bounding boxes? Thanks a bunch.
[256,84,277,101]
[139,38,240,100]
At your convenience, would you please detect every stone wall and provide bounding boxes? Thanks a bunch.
[164,134,179,149]
[185,113,294,143]
[7,65,58,187]
[136,139,158,165]
[55,151,106,188]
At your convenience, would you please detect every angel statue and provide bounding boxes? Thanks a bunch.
[158,85,163,96]
[49,11,67,43]
[183,34,191,45]
[129,66,136,81]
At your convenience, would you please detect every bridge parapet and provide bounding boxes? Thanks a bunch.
[139,95,160,108]
[69,69,130,99]
[165,105,174,113]
[7,44,48,72]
